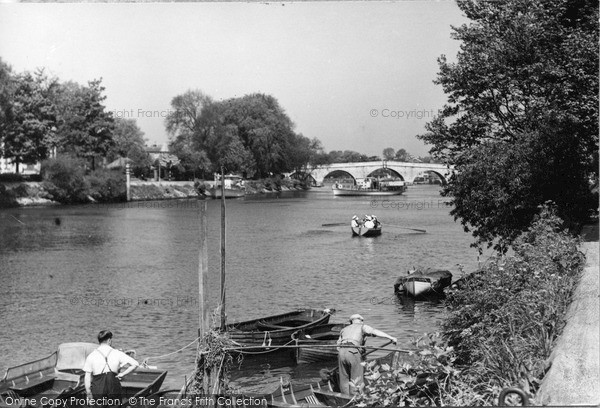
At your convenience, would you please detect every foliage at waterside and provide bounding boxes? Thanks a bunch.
[190,330,235,396]
[418,0,599,251]
[355,206,585,406]
[41,155,126,203]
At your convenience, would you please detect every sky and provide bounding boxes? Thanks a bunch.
[0,1,468,158]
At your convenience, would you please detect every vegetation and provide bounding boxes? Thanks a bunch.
[355,206,585,406]
[166,90,323,178]
[40,155,126,203]
[418,0,599,251]
[0,58,149,176]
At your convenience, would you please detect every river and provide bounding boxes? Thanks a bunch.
[0,185,485,392]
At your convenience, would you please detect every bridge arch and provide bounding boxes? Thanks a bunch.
[367,168,404,181]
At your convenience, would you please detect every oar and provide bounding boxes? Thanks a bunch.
[364,339,393,358]
[322,222,426,233]
[385,224,426,233]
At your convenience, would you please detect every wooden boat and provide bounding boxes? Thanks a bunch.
[0,342,168,408]
[225,309,334,346]
[351,216,382,237]
[269,351,403,407]
[268,380,352,408]
[332,178,406,197]
[292,323,345,364]
[394,268,453,297]
[209,174,246,198]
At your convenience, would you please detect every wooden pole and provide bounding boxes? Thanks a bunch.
[220,166,226,330]
[198,200,209,339]
[125,163,131,202]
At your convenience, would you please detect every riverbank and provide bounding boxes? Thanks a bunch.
[535,225,599,405]
[0,178,311,208]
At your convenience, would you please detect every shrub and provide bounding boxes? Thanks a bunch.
[41,156,90,204]
[0,184,18,207]
[0,173,25,183]
[87,169,126,202]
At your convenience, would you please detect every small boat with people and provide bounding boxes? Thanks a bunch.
[394,268,453,297]
[225,309,335,347]
[0,342,167,408]
[208,173,246,198]
[332,177,406,196]
[351,214,382,237]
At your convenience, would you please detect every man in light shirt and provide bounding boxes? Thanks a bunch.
[84,330,139,407]
[337,314,397,395]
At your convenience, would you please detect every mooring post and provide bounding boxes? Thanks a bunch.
[125,163,131,202]
[198,200,209,339]
[220,166,226,330]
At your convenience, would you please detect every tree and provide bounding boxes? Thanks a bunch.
[418,0,599,251]
[394,148,410,162]
[0,58,13,130]
[382,147,395,161]
[54,79,115,170]
[0,69,58,172]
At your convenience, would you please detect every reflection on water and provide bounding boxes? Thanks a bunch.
[0,185,485,390]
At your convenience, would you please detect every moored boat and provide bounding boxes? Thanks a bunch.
[225,309,334,347]
[209,174,246,199]
[292,323,345,364]
[0,342,167,408]
[394,268,453,297]
[332,177,406,197]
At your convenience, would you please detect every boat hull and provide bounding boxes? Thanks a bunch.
[209,188,245,198]
[394,268,453,297]
[351,225,382,237]
[293,323,345,364]
[405,279,432,297]
[225,309,334,346]
[333,187,404,196]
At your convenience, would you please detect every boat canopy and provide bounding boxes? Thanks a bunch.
[56,343,98,372]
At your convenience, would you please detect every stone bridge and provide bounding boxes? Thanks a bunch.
[292,161,452,185]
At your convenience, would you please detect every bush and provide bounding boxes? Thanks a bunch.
[41,156,89,204]
[0,184,18,207]
[87,169,126,202]
[0,173,25,183]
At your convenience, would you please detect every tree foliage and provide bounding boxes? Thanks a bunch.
[165,90,324,178]
[0,69,58,171]
[418,0,599,250]
[0,60,117,173]
[53,79,115,170]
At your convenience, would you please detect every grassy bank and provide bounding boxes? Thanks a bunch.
[355,206,586,406]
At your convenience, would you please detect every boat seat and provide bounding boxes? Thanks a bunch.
[120,381,150,390]
[9,374,55,392]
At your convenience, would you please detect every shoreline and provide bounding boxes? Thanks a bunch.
[0,180,312,208]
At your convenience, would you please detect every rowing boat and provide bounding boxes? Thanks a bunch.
[394,268,453,297]
[225,309,334,346]
[292,323,345,364]
[0,342,167,408]
[351,215,382,237]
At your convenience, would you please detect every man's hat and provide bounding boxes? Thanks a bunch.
[349,314,364,322]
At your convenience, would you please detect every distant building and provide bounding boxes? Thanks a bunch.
[0,156,41,175]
